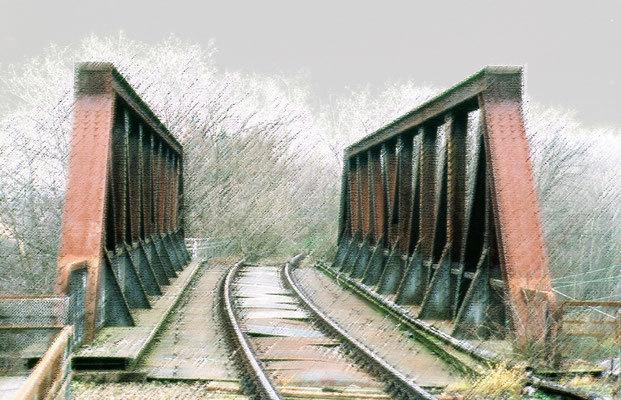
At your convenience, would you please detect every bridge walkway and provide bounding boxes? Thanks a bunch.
[138,262,237,383]
[293,263,459,389]
[74,260,202,369]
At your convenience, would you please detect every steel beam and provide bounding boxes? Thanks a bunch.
[56,63,187,343]
[337,66,555,346]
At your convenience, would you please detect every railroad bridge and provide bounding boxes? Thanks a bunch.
[1,63,617,399]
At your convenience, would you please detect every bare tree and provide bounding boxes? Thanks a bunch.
[1,34,619,303]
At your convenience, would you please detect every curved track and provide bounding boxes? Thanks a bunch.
[220,261,442,399]
[282,262,436,400]
[221,262,280,400]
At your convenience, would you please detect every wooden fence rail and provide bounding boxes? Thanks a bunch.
[15,326,73,400]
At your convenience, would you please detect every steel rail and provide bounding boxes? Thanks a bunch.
[221,262,281,400]
[283,262,436,400]
[315,261,606,400]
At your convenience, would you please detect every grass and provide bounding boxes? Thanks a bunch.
[445,363,528,399]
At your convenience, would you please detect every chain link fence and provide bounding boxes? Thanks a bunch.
[0,266,85,377]
[0,296,68,364]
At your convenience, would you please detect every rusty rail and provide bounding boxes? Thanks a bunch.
[15,326,73,400]
[55,63,191,343]
[283,262,436,400]
[335,66,554,346]
[220,261,281,400]
[316,261,606,400]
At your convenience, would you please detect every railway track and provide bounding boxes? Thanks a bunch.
[220,260,442,399]
[139,263,238,382]
[220,258,605,400]
[75,258,597,399]
[314,260,606,400]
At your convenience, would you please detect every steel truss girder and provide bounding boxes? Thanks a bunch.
[335,66,554,346]
[56,63,189,343]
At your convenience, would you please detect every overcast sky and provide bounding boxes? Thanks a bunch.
[1,0,619,127]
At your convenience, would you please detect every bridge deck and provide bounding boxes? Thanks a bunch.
[318,262,513,362]
[235,265,386,391]
[293,264,459,388]
[74,259,202,367]
[138,263,238,381]
[396,306,510,358]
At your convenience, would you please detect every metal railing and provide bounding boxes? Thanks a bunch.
[184,237,239,260]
